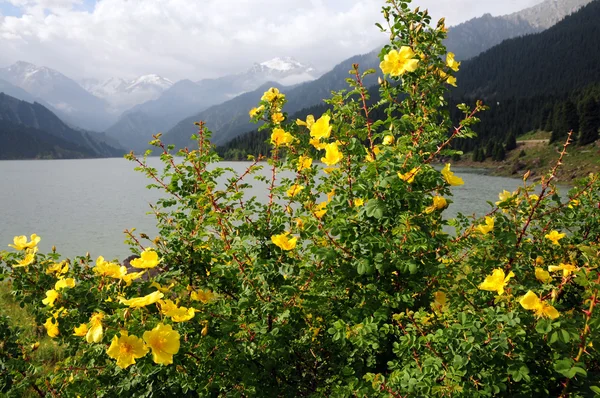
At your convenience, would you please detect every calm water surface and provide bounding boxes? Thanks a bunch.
[0,158,545,260]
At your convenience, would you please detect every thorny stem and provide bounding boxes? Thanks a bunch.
[559,273,599,398]
[508,131,573,269]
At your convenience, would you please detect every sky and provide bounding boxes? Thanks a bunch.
[0,0,544,82]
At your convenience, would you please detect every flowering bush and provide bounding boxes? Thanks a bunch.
[2,1,600,396]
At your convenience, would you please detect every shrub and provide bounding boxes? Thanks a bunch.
[2,1,600,396]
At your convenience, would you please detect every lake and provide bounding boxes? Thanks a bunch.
[0,158,539,260]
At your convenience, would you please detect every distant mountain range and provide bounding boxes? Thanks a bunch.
[0,93,123,159]
[80,74,174,113]
[0,61,114,131]
[445,0,594,60]
[219,0,600,161]
[0,0,595,159]
[104,57,320,152]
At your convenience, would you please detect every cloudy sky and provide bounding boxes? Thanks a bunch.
[0,0,543,82]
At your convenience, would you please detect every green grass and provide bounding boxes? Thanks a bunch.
[457,134,599,182]
[517,130,552,140]
[1,281,65,396]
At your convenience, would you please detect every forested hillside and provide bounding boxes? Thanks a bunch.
[219,1,600,162]
[0,93,124,159]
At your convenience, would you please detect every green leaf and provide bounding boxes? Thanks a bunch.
[535,319,553,334]
[365,199,385,219]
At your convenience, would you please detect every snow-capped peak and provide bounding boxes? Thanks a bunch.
[259,57,307,72]
[125,74,173,91]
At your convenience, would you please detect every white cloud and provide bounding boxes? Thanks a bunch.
[0,0,543,81]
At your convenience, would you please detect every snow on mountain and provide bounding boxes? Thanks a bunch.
[125,74,173,92]
[80,74,173,113]
[0,61,113,131]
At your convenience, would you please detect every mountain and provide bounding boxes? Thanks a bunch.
[445,0,594,60]
[0,93,124,158]
[454,0,600,99]
[0,119,98,159]
[447,0,600,152]
[105,57,319,152]
[161,51,379,150]
[80,74,173,113]
[162,0,592,151]
[0,61,114,131]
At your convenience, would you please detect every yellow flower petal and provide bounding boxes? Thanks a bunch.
[130,248,161,269]
[271,232,297,251]
[143,323,180,366]
[441,164,464,186]
[106,332,148,369]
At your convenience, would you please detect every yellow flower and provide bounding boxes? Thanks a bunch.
[354,198,365,207]
[261,87,283,102]
[432,291,448,313]
[441,164,464,186]
[106,332,148,369]
[476,216,495,235]
[446,52,461,72]
[122,271,145,286]
[438,70,457,87]
[295,217,305,230]
[158,299,196,322]
[143,323,180,366]
[398,168,419,184]
[271,112,285,124]
[190,289,217,304]
[42,289,60,307]
[248,105,264,118]
[14,250,36,268]
[73,323,89,337]
[535,268,553,283]
[495,190,514,205]
[519,290,559,319]
[271,232,297,251]
[309,137,326,150]
[545,230,565,245]
[8,234,40,250]
[365,146,381,162]
[46,261,69,276]
[270,128,294,147]
[119,291,164,308]
[44,317,59,338]
[297,155,313,171]
[478,268,515,295]
[55,278,75,290]
[548,263,578,277]
[529,194,539,202]
[314,201,328,219]
[535,256,544,266]
[425,196,448,214]
[94,256,127,278]
[130,248,161,269]
[326,189,335,202]
[150,281,174,294]
[86,312,104,343]
[297,115,315,129]
[310,115,332,141]
[568,199,580,208]
[382,135,395,145]
[321,142,344,166]
[287,184,305,198]
[380,46,419,76]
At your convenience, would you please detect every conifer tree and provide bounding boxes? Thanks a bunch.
[578,97,600,145]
